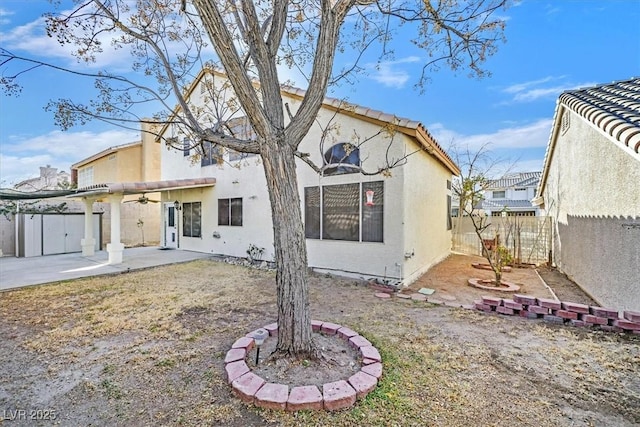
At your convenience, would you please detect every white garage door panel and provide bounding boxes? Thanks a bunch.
[43,215,67,255]
[64,215,85,253]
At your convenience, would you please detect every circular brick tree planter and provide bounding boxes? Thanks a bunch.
[468,278,520,292]
[224,320,383,411]
[471,263,512,272]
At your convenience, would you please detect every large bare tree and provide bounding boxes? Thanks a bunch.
[1,0,509,359]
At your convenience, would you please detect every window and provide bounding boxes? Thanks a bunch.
[168,206,175,227]
[183,137,191,157]
[226,117,258,162]
[323,143,361,176]
[201,141,220,166]
[218,198,243,226]
[183,202,202,237]
[304,181,384,242]
[323,183,360,241]
[78,166,93,188]
[361,181,384,242]
[492,190,506,199]
[304,187,321,239]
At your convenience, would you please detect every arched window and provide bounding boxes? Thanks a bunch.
[323,143,360,176]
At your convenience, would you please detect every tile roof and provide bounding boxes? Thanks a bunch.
[72,178,216,197]
[487,172,541,189]
[480,199,535,210]
[559,77,640,154]
[537,77,640,198]
[71,141,143,168]
[282,86,459,175]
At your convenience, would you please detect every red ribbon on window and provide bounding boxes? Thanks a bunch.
[365,190,375,206]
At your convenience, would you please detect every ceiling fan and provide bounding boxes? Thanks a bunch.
[124,195,160,204]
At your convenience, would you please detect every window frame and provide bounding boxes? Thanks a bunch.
[218,197,243,226]
[183,137,191,157]
[305,181,384,243]
[200,141,220,167]
[182,202,202,238]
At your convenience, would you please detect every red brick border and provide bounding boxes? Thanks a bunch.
[472,296,640,334]
[224,321,383,411]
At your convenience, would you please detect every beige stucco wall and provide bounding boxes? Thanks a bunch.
[141,121,162,182]
[402,146,453,283]
[163,162,274,259]
[75,134,162,247]
[159,77,453,283]
[543,108,640,311]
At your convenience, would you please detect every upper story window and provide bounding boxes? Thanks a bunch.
[201,141,221,167]
[78,166,94,188]
[183,137,191,157]
[492,190,506,199]
[225,117,258,162]
[323,143,361,176]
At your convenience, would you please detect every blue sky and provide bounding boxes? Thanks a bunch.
[1,0,639,185]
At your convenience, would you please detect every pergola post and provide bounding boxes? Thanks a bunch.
[81,197,96,256]
[107,193,125,264]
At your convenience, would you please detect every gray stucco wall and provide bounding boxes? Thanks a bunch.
[557,215,640,311]
[543,108,640,311]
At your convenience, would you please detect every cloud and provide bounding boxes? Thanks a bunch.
[367,56,421,88]
[0,7,13,24]
[0,12,137,71]
[430,118,553,151]
[499,77,598,103]
[0,129,139,186]
[0,7,198,72]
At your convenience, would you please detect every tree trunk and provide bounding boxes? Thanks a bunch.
[495,270,502,285]
[261,139,315,358]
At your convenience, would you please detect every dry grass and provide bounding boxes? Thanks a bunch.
[1,259,639,427]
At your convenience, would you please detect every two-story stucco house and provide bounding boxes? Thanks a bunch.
[479,172,542,216]
[534,78,640,312]
[71,122,162,248]
[155,70,460,285]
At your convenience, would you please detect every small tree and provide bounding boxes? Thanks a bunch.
[2,0,510,359]
[449,141,513,285]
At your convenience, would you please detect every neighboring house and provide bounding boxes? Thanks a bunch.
[534,78,640,311]
[155,70,460,285]
[14,165,70,191]
[479,172,542,216]
[70,122,162,247]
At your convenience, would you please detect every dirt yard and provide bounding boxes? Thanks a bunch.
[407,253,598,307]
[0,255,638,426]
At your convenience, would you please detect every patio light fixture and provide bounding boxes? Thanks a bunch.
[173,200,181,210]
[252,328,269,365]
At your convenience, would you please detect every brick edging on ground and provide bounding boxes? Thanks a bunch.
[224,321,383,411]
[474,295,640,334]
[370,280,640,335]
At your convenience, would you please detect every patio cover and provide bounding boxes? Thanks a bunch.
[67,177,216,264]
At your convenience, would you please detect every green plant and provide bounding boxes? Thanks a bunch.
[137,218,145,246]
[246,244,265,263]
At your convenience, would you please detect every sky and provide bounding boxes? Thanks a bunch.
[1,0,639,186]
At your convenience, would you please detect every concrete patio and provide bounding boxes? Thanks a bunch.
[0,247,213,291]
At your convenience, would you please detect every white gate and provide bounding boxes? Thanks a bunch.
[18,213,101,257]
